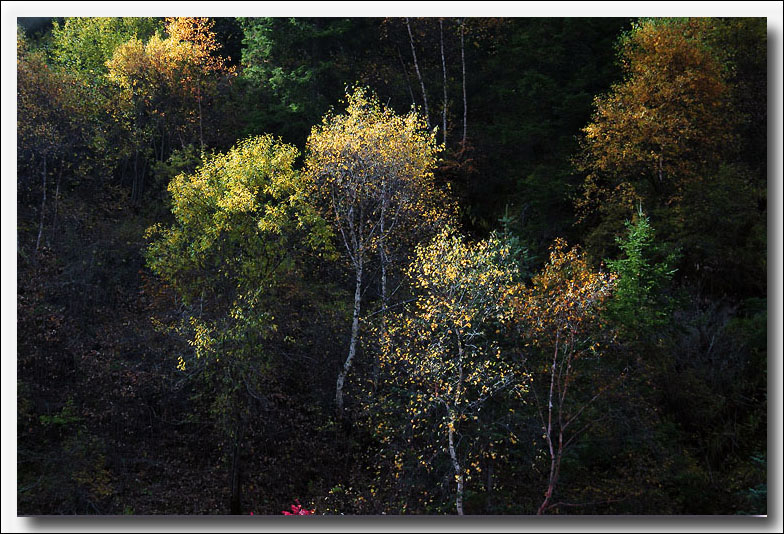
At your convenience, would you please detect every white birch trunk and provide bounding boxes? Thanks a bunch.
[406,18,430,128]
[336,259,363,416]
[440,19,448,146]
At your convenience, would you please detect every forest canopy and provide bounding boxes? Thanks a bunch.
[12,14,770,518]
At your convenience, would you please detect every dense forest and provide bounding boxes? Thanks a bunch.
[15,15,769,516]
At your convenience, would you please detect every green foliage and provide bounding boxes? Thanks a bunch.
[677,162,766,297]
[605,208,677,339]
[469,18,630,241]
[146,134,330,308]
[15,16,769,517]
[737,453,767,515]
[700,18,767,178]
[145,132,329,420]
[149,144,204,203]
[51,17,163,80]
[498,206,535,278]
[239,18,370,145]
[39,398,82,428]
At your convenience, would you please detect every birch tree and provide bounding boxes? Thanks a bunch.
[305,87,449,417]
[406,17,431,129]
[371,228,527,515]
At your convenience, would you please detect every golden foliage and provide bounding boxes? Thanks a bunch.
[576,18,733,225]
[305,87,454,263]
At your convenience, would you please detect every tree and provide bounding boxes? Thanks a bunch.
[17,27,97,252]
[605,207,678,340]
[146,135,329,514]
[164,16,238,150]
[405,17,431,129]
[305,87,450,417]
[512,239,616,514]
[575,18,733,258]
[50,17,162,81]
[370,227,526,514]
[106,17,237,202]
[238,17,372,146]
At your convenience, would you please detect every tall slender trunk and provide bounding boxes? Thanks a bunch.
[336,259,363,416]
[406,17,430,128]
[448,335,466,515]
[229,421,244,515]
[440,19,448,146]
[538,332,561,515]
[448,416,464,516]
[198,88,204,152]
[376,207,388,392]
[132,148,139,204]
[538,437,563,515]
[397,46,416,107]
[229,438,242,515]
[50,164,62,245]
[460,18,468,146]
[36,155,47,252]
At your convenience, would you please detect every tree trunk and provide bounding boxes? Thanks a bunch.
[449,336,466,515]
[397,46,416,107]
[538,440,563,515]
[538,333,561,515]
[198,89,204,152]
[229,411,246,515]
[50,163,62,245]
[36,155,47,252]
[132,148,139,205]
[376,211,387,392]
[229,438,242,514]
[448,416,464,515]
[460,19,468,146]
[440,19,448,146]
[406,17,430,128]
[336,259,363,417]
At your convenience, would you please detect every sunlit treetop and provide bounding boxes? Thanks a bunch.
[146,135,331,305]
[305,87,454,263]
[377,228,526,428]
[164,17,236,75]
[106,17,235,108]
[576,18,732,223]
[514,238,616,346]
[50,17,162,78]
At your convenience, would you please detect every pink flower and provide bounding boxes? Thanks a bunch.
[281,499,314,515]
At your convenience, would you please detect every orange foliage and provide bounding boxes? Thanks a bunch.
[576,18,733,226]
